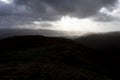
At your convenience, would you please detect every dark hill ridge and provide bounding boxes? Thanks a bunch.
[0,35,97,80]
[0,35,87,51]
[75,32,120,78]
[75,32,120,50]
[75,32,120,60]
[0,29,67,39]
[0,29,82,39]
[0,35,115,80]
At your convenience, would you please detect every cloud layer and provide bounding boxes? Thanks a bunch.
[0,0,118,21]
[14,0,117,21]
[0,0,120,32]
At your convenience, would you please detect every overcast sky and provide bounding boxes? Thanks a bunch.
[0,0,120,33]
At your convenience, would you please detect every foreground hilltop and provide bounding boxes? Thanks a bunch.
[0,35,114,80]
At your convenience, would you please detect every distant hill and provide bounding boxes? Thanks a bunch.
[75,32,120,78]
[75,32,120,50]
[0,35,115,80]
[0,29,83,39]
[0,35,86,51]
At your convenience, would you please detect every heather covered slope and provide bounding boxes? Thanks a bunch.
[0,35,114,80]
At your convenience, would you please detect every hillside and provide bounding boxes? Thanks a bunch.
[75,32,120,50]
[0,35,114,80]
[75,32,120,78]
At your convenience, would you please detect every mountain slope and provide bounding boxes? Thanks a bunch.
[75,32,120,50]
[0,35,113,80]
[75,32,120,78]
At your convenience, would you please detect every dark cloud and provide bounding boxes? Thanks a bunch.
[39,23,53,27]
[92,13,114,22]
[0,2,13,16]
[0,16,39,28]
[14,0,118,20]
[0,0,119,30]
[0,1,32,16]
[0,0,118,21]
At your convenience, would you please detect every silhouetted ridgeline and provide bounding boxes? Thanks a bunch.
[0,34,117,79]
[75,32,120,78]
[0,35,95,80]
[0,29,81,39]
[0,35,86,51]
[75,32,120,50]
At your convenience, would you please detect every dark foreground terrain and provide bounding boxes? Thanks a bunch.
[0,35,116,80]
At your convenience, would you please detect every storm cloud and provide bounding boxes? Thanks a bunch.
[14,0,118,20]
[0,0,118,21]
[0,0,120,32]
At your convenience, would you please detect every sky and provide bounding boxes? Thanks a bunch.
[0,0,120,34]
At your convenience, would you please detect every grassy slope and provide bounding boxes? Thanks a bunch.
[0,35,112,80]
